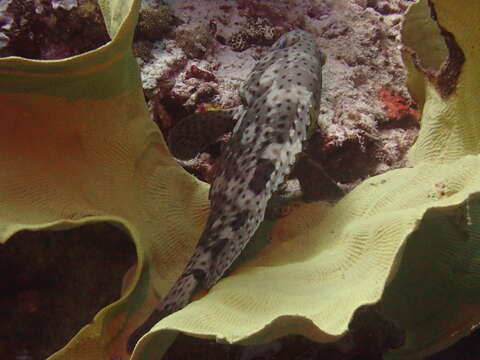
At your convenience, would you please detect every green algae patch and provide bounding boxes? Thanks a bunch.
[1,0,480,359]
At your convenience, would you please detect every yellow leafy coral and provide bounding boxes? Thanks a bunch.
[131,0,480,358]
[0,0,479,359]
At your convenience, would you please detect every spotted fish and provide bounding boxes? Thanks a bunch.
[128,29,325,352]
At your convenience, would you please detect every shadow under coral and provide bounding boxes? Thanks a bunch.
[0,223,136,360]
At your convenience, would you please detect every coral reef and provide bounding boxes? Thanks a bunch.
[136,6,177,41]
[0,0,109,59]
[174,24,212,59]
[135,0,419,198]
[2,1,480,360]
[228,18,281,51]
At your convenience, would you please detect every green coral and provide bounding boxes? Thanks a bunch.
[0,0,479,359]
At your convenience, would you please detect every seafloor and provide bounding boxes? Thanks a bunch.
[0,0,478,359]
[137,0,419,189]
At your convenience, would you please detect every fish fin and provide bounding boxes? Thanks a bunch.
[167,109,237,160]
[157,272,201,314]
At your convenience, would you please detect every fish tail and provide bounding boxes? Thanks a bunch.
[157,272,200,314]
[126,272,201,353]
[127,307,163,353]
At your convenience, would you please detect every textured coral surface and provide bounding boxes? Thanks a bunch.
[2,1,480,360]
[0,0,109,59]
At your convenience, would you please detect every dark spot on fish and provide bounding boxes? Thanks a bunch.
[248,158,276,195]
[206,237,229,258]
[230,210,249,231]
[192,269,206,283]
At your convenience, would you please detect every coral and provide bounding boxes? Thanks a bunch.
[366,0,410,15]
[136,5,177,41]
[311,131,379,184]
[3,1,480,360]
[246,18,281,45]
[0,0,14,50]
[174,24,212,59]
[52,0,78,10]
[228,19,281,51]
[378,86,420,127]
[228,30,252,52]
[236,0,301,27]
[0,0,109,59]
[129,1,480,359]
[142,0,418,188]
[185,64,217,82]
[133,39,155,62]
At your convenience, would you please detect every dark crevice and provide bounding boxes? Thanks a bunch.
[0,223,136,360]
[428,0,465,98]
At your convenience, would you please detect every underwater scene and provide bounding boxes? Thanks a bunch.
[0,0,479,359]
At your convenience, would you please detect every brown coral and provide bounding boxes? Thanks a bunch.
[0,0,109,59]
[228,30,252,52]
[228,19,280,52]
[175,24,212,59]
[136,6,177,41]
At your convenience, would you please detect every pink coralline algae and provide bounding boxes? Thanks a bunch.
[378,86,420,127]
[185,64,217,82]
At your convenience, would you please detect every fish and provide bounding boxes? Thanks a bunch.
[127,29,325,352]
[167,108,238,161]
